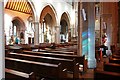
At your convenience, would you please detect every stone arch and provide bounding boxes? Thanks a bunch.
[60,12,71,42]
[60,12,71,29]
[40,4,58,43]
[40,4,57,25]
[12,17,25,29]
[27,0,37,21]
[12,17,26,39]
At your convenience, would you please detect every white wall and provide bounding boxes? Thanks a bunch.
[4,9,32,44]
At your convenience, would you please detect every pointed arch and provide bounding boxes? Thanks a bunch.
[40,4,57,25]
[27,0,37,21]
[60,12,71,42]
[60,12,71,29]
[12,17,26,30]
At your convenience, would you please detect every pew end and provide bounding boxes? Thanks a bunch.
[94,68,120,80]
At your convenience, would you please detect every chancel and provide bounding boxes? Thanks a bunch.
[0,0,120,79]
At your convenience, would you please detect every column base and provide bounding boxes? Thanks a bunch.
[88,58,96,68]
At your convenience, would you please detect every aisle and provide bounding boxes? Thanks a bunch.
[79,57,109,79]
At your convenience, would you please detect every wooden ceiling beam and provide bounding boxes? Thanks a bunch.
[14,0,18,10]
[11,1,15,10]
[24,1,28,13]
[9,0,13,9]
[5,0,32,15]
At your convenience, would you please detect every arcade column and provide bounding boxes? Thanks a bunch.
[77,2,82,56]
[87,2,96,68]
[34,22,39,45]
[55,26,60,43]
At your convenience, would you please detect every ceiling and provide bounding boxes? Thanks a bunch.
[5,0,32,15]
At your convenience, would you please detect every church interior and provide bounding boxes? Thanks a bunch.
[0,0,120,79]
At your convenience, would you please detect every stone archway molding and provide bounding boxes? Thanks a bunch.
[40,3,58,26]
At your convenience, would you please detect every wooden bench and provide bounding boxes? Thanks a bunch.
[109,57,120,64]
[5,49,10,54]
[5,68,35,80]
[17,44,32,51]
[22,51,87,73]
[112,54,120,59]
[38,49,74,55]
[94,68,120,80]
[39,43,51,49]
[104,62,120,73]
[5,45,23,53]
[6,52,79,79]
[13,44,40,51]
[38,43,76,51]
[5,57,67,79]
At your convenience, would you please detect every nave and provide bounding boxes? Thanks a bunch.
[0,0,120,79]
[5,43,120,79]
[5,43,85,79]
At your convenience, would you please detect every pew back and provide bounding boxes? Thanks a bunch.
[109,57,120,64]
[104,62,120,73]
[5,57,67,79]
[22,51,87,73]
[6,52,79,79]
[94,69,120,80]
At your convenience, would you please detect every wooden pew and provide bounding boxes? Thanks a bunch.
[17,44,32,51]
[109,57,120,64]
[39,43,77,52]
[104,62,120,73]
[110,45,116,53]
[13,44,39,52]
[5,68,35,80]
[5,49,10,54]
[5,57,67,79]
[39,43,51,49]
[6,52,79,79]
[38,49,74,55]
[94,68,120,80]
[22,51,87,73]
[5,45,23,53]
[112,54,120,59]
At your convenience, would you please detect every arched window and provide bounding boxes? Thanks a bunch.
[10,21,17,36]
[28,16,34,32]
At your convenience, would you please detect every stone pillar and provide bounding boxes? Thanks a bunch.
[87,3,96,68]
[0,1,5,79]
[77,2,82,56]
[34,22,39,45]
[39,23,42,43]
[55,26,60,43]
[75,2,78,37]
